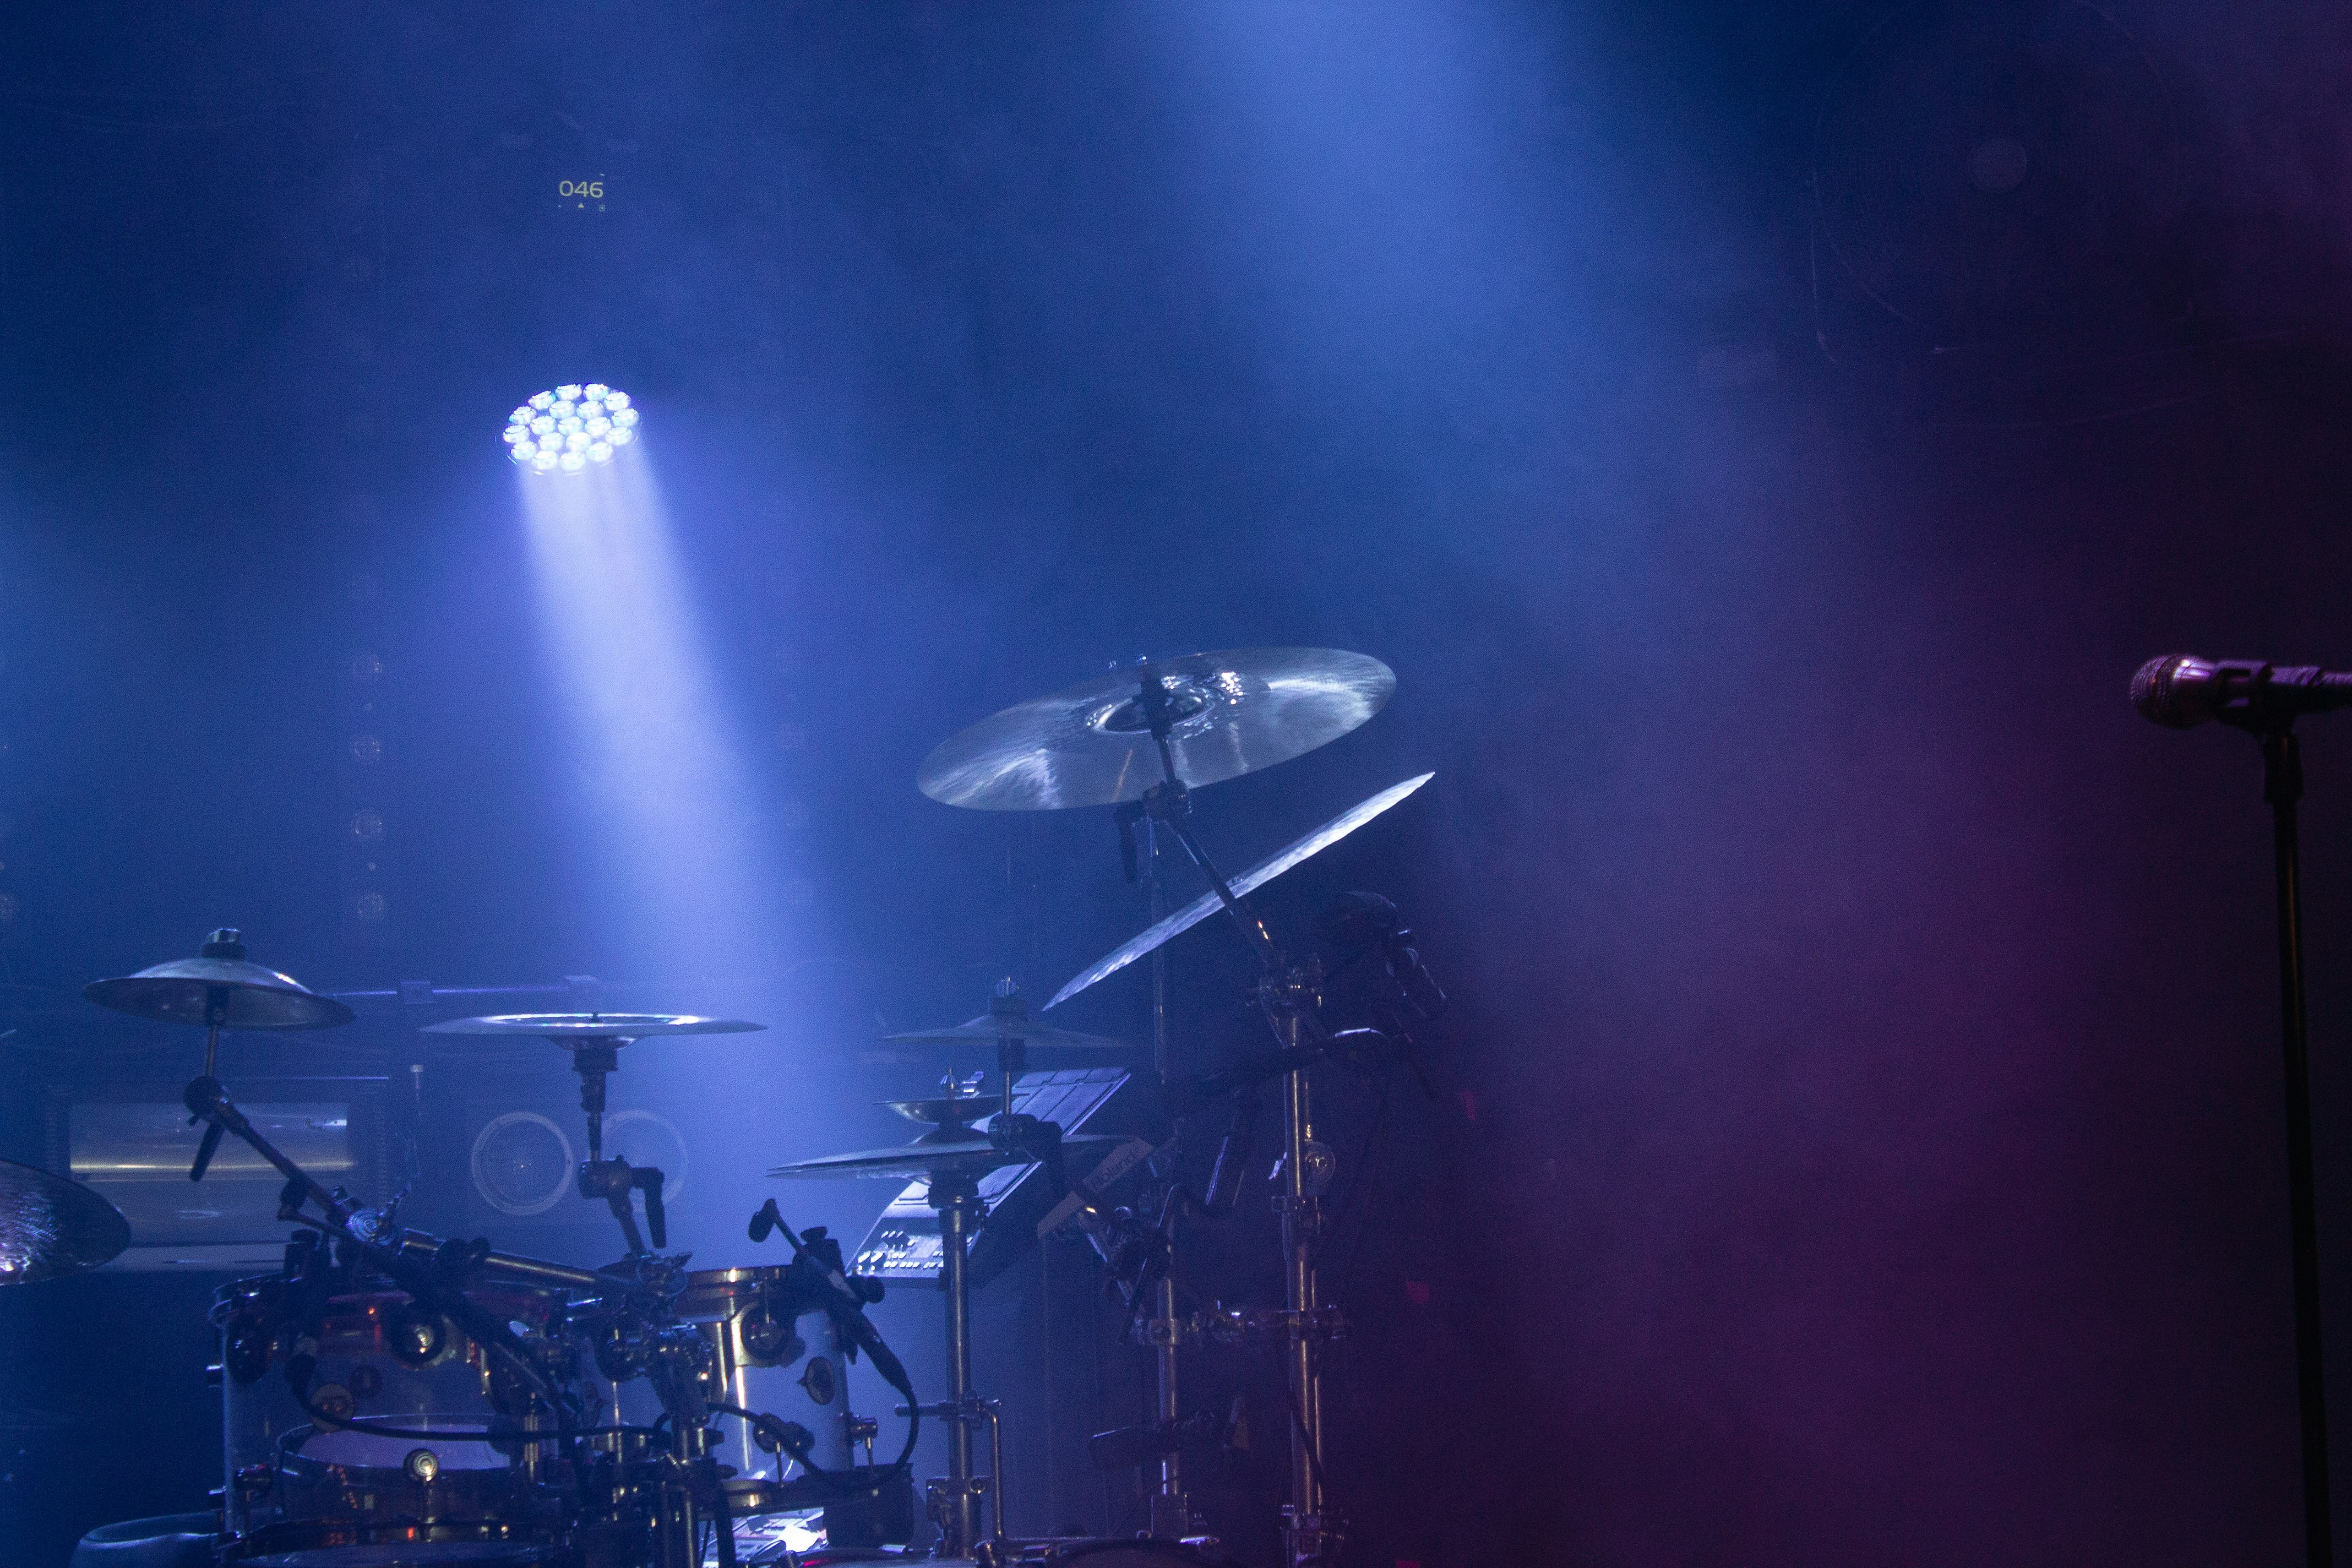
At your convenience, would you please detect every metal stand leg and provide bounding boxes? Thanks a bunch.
[2263,727,2335,1568]
[1144,820,1191,1542]
[929,1177,993,1558]
[1278,1031,1325,1567]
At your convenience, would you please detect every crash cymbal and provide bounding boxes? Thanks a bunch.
[917,647,1396,811]
[1048,771,1435,1009]
[0,1160,130,1283]
[769,1134,1128,1183]
[881,1015,1134,1052]
[83,929,355,1031]
[422,1013,764,1046]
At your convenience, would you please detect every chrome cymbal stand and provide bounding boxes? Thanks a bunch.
[917,1168,1000,1558]
[1124,666,1339,1568]
[913,1004,1044,1560]
[1139,815,1193,1541]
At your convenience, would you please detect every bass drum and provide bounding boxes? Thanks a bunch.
[212,1273,575,1565]
[611,1265,856,1503]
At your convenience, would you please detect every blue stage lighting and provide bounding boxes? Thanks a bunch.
[504,382,639,473]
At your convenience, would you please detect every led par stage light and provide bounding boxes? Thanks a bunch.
[503,382,639,473]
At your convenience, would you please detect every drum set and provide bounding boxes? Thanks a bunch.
[14,646,1445,1568]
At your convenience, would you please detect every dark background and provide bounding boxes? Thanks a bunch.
[2,1,2352,1562]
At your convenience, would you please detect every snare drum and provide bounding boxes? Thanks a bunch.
[213,1272,575,1563]
[613,1264,856,1496]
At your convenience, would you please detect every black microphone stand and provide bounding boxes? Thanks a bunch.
[2257,724,2333,1568]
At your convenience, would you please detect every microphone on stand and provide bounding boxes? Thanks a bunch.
[2132,655,2352,730]
[1316,892,1447,1023]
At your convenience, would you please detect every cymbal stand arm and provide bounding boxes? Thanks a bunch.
[573,1041,616,1164]
[202,987,227,1079]
[183,1075,355,1228]
[1136,667,1281,974]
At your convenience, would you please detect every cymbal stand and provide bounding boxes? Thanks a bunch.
[1129,666,1338,1567]
[1141,814,1191,1540]
[202,987,227,1079]
[912,1167,1000,1558]
[567,1039,669,1255]
[899,986,1060,1559]
[1115,791,1201,1539]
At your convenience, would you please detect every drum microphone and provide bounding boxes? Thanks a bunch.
[2131,655,2352,729]
[1316,891,1447,1023]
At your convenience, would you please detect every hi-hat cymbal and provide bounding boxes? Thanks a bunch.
[883,1097,996,1129]
[880,1015,1133,1052]
[917,648,1396,811]
[0,1160,130,1283]
[1048,772,1435,1010]
[84,930,355,1031]
[769,1134,1128,1183]
[422,1013,764,1047]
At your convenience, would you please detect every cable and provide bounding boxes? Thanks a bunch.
[706,1399,919,1497]
[281,1407,665,1446]
[1279,1359,1333,1501]
[1318,1070,1393,1286]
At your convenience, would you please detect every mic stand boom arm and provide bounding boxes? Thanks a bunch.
[183,1074,590,1479]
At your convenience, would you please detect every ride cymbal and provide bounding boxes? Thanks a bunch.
[917,648,1396,811]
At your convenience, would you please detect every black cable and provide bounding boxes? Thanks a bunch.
[707,1396,920,1496]
[1317,1070,1393,1284]
[281,1408,665,1445]
[1279,1362,1333,1500]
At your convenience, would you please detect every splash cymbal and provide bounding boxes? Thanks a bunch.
[917,648,1396,811]
[883,1096,997,1129]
